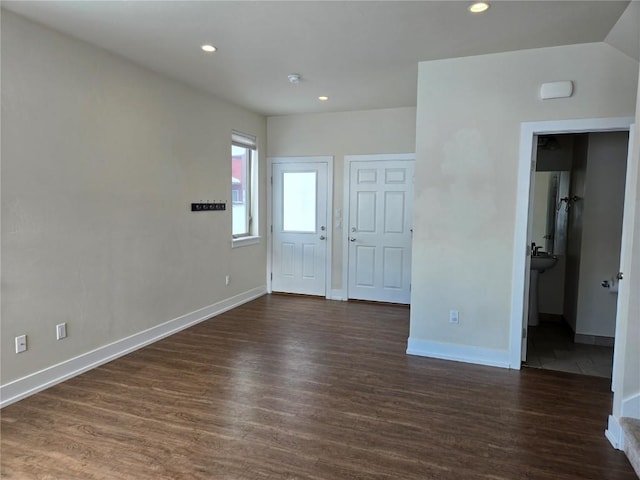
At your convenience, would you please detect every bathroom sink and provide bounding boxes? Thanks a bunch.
[530,254,558,272]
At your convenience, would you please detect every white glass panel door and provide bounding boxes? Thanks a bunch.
[272,162,328,296]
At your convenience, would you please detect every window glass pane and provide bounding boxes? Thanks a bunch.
[283,171,316,232]
[232,145,249,236]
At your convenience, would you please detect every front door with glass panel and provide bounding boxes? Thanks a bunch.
[272,162,328,296]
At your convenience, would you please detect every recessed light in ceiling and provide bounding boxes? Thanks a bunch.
[318,96,329,102]
[201,44,217,53]
[468,2,490,13]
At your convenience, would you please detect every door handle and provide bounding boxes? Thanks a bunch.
[349,237,356,242]
[319,235,326,240]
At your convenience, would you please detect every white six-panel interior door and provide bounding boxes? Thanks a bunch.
[345,156,414,304]
[270,159,330,296]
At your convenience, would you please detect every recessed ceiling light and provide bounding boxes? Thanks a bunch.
[468,2,490,13]
[318,96,329,102]
[201,44,217,53]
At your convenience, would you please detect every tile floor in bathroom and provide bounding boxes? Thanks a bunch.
[524,319,614,379]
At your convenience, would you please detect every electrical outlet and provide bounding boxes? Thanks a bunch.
[15,335,27,353]
[225,275,230,286]
[56,322,67,340]
[449,310,459,324]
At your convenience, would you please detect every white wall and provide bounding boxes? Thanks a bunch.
[1,11,267,387]
[267,107,417,293]
[411,43,638,366]
[575,132,629,339]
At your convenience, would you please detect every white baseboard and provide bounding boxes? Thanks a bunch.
[606,415,624,450]
[329,289,347,301]
[406,338,511,369]
[0,286,267,409]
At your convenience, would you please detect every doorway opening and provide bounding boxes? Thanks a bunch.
[524,131,629,378]
[510,117,637,385]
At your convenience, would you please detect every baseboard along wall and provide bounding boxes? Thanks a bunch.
[0,286,267,409]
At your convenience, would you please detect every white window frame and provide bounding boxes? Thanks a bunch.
[232,130,260,247]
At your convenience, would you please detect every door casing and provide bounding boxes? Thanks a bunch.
[510,117,635,372]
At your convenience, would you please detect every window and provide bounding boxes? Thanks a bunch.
[231,131,257,239]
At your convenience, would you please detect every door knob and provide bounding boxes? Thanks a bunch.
[319,235,326,240]
[617,272,624,280]
[320,226,326,231]
[350,237,356,242]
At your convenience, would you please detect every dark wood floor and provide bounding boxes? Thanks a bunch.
[1,295,635,479]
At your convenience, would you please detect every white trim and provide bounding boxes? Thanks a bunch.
[510,117,635,370]
[343,153,416,301]
[607,393,640,450]
[406,338,511,369]
[606,415,624,450]
[0,286,267,409]
[266,156,334,299]
[612,124,638,396]
[329,289,347,301]
[232,235,261,248]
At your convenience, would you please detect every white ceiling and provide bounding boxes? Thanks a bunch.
[3,1,636,116]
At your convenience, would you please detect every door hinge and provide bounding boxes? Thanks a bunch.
[522,327,527,339]
[270,225,273,233]
[270,176,273,185]
[270,272,273,280]
[531,160,536,172]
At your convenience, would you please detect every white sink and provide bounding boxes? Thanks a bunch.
[530,255,558,272]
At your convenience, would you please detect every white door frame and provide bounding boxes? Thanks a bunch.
[267,156,334,299]
[342,153,415,301]
[509,116,635,370]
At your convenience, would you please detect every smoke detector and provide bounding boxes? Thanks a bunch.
[288,73,301,84]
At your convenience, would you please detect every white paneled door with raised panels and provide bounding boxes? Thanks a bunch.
[347,158,414,304]
[271,161,329,296]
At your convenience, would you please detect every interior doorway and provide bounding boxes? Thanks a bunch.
[524,132,629,378]
[510,117,636,387]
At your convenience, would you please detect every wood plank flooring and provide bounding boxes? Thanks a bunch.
[1,295,635,479]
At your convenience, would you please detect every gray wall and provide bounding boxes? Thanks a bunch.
[1,11,267,385]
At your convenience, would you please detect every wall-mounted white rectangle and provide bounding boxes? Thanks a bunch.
[540,81,573,100]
